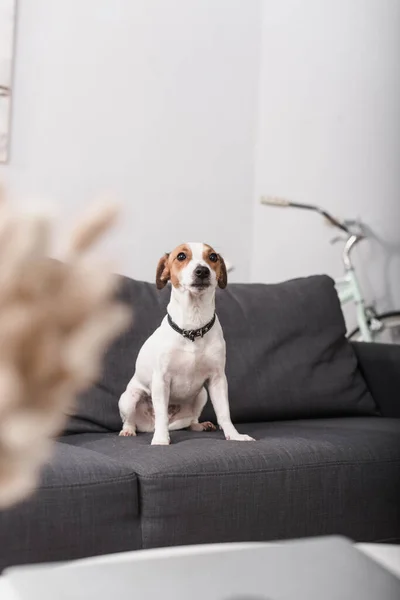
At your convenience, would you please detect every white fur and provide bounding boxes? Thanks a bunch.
[119,242,254,445]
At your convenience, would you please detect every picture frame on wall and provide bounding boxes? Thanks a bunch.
[0,0,17,163]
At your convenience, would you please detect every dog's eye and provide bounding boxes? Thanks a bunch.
[209,253,218,263]
[177,252,186,261]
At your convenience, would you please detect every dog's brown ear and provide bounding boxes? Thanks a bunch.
[218,255,228,289]
[156,253,170,289]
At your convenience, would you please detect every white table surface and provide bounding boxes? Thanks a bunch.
[357,543,400,579]
[0,578,18,600]
[0,541,398,599]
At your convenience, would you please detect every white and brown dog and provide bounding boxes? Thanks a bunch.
[118,242,254,445]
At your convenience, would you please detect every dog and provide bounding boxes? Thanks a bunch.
[118,242,254,445]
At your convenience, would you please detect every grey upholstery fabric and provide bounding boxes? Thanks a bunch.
[66,275,376,433]
[352,341,400,418]
[0,442,141,572]
[63,417,400,547]
[205,277,376,422]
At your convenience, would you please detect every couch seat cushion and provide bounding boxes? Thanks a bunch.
[0,442,140,571]
[62,417,400,546]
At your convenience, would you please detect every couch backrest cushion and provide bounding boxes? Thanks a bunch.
[65,274,377,433]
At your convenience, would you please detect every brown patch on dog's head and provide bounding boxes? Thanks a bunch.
[156,244,194,289]
[203,244,228,289]
[169,244,192,288]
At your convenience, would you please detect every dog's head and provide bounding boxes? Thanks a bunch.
[156,243,227,292]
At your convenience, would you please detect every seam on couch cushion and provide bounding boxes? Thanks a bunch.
[137,481,145,548]
[136,457,400,479]
[38,472,137,491]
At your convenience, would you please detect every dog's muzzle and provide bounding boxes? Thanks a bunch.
[192,265,210,288]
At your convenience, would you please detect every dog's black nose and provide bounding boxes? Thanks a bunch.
[195,265,210,279]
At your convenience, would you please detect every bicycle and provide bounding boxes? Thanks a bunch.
[261,196,400,343]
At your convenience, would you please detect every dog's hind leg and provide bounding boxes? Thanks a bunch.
[118,384,145,437]
[189,388,216,432]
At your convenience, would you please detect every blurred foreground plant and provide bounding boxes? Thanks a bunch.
[0,194,130,507]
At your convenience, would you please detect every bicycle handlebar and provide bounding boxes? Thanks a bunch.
[261,196,351,234]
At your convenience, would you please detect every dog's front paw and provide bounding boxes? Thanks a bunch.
[119,426,136,437]
[151,434,170,446]
[226,433,255,442]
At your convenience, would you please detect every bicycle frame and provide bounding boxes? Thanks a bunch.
[334,234,372,342]
[261,197,374,341]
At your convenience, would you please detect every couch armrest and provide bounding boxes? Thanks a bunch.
[351,342,400,418]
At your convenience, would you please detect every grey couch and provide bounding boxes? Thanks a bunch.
[1,274,399,571]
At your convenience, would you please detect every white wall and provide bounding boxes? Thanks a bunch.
[252,0,400,317]
[1,0,399,311]
[0,0,261,281]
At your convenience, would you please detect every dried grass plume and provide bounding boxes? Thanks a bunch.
[0,193,130,508]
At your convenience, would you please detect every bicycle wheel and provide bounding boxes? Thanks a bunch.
[348,311,400,344]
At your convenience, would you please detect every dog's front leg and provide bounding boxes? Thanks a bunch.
[208,373,254,441]
[151,373,171,446]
